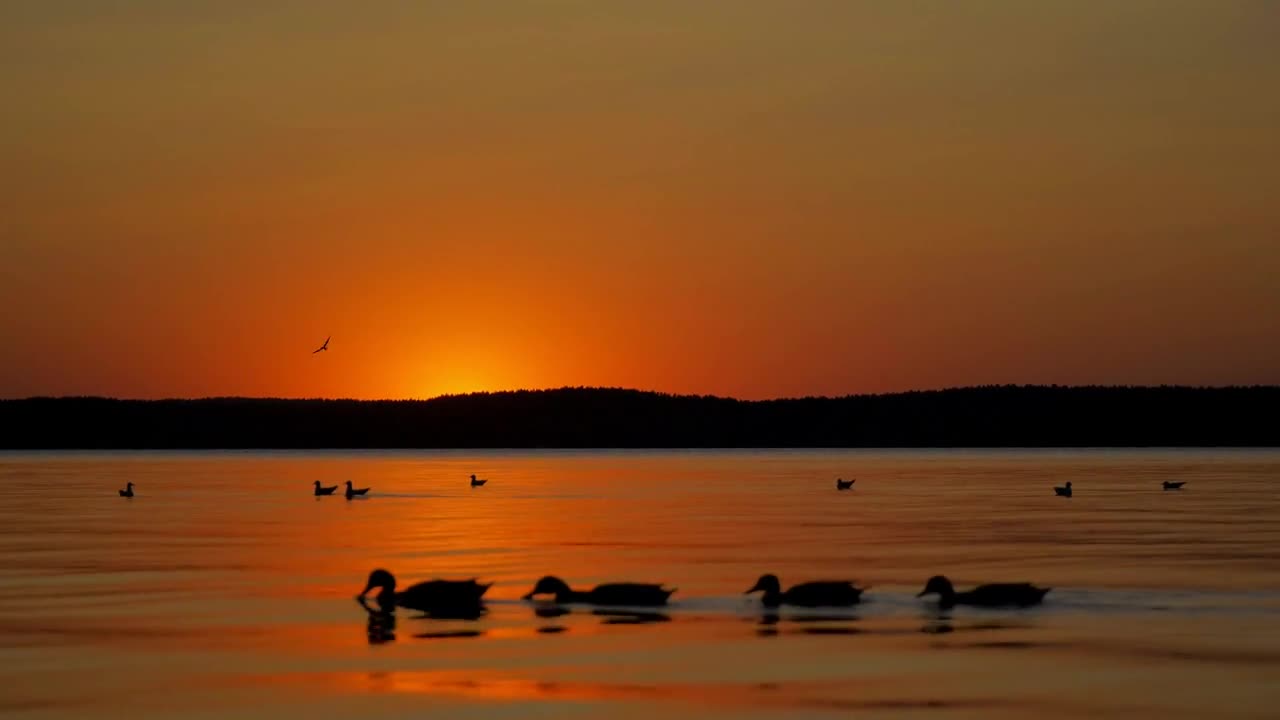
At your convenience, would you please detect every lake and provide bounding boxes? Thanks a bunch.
[1,449,1278,719]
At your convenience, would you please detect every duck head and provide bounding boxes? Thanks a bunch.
[917,575,955,598]
[745,574,782,596]
[345,480,354,488]
[1066,481,1073,488]
[522,575,572,600]
[126,482,134,489]
[359,569,397,606]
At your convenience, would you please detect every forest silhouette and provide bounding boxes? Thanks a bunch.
[2,385,1275,449]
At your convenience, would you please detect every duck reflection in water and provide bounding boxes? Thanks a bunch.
[754,609,861,637]
[357,597,397,644]
[529,604,670,627]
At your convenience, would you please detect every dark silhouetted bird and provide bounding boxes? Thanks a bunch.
[1054,481,1072,497]
[118,482,134,498]
[345,480,370,499]
[1162,481,1186,490]
[522,575,676,606]
[745,574,866,607]
[916,575,1050,608]
[312,336,330,354]
[358,569,490,612]
[836,478,855,490]
[313,480,337,496]
[470,474,487,487]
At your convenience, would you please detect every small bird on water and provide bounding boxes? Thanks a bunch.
[522,575,676,606]
[745,574,866,607]
[358,568,490,612]
[1162,481,1187,491]
[345,480,370,499]
[312,336,330,354]
[313,480,337,496]
[1054,481,1073,497]
[916,575,1051,608]
[118,482,134,498]
[836,478,855,490]
[470,474,487,487]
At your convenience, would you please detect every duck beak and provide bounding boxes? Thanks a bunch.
[744,583,762,594]
[358,582,376,599]
[916,590,928,597]
[521,590,536,600]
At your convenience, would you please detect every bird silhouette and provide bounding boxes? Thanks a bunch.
[118,482,134,498]
[917,575,1051,608]
[312,336,330,354]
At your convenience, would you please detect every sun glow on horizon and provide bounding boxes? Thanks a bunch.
[1,2,1278,399]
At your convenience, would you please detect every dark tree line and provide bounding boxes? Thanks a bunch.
[1,385,1276,449]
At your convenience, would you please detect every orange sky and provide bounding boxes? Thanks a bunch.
[2,2,1277,400]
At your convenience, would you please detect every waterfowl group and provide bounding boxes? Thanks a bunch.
[521,575,676,606]
[344,480,370,499]
[357,570,1052,618]
[835,478,855,491]
[1054,481,1073,497]
[118,482,134,498]
[745,574,866,607]
[916,575,1050,608]
[313,481,337,496]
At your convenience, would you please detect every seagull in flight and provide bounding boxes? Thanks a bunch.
[312,336,330,354]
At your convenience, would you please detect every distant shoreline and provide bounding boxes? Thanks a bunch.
[3,386,1277,450]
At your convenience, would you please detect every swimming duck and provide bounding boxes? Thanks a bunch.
[745,574,866,607]
[345,480,370,499]
[470,474,487,487]
[1162,481,1186,490]
[521,575,676,606]
[836,478,855,490]
[313,480,337,496]
[916,575,1050,608]
[118,482,134,498]
[358,569,491,612]
[1054,481,1072,497]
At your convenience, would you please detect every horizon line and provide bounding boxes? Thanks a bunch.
[5,383,1278,404]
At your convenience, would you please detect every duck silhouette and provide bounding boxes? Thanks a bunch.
[916,575,1050,608]
[313,480,337,496]
[469,474,487,487]
[521,575,676,606]
[745,574,866,607]
[358,569,490,612]
[1162,481,1186,491]
[836,478,855,490]
[1054,481,1072,497]
[118,482,134,498]
[345,480,370,499]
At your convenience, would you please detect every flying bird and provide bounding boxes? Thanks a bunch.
[312,336,330,354]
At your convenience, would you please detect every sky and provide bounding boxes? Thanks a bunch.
[1,1,1277,400]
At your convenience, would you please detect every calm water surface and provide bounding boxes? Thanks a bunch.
[1,449,1278,719]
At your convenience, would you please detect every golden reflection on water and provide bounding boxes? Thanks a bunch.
[0,450,1278,719]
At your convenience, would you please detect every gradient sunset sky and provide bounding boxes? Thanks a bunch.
[2,1,1277,400]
